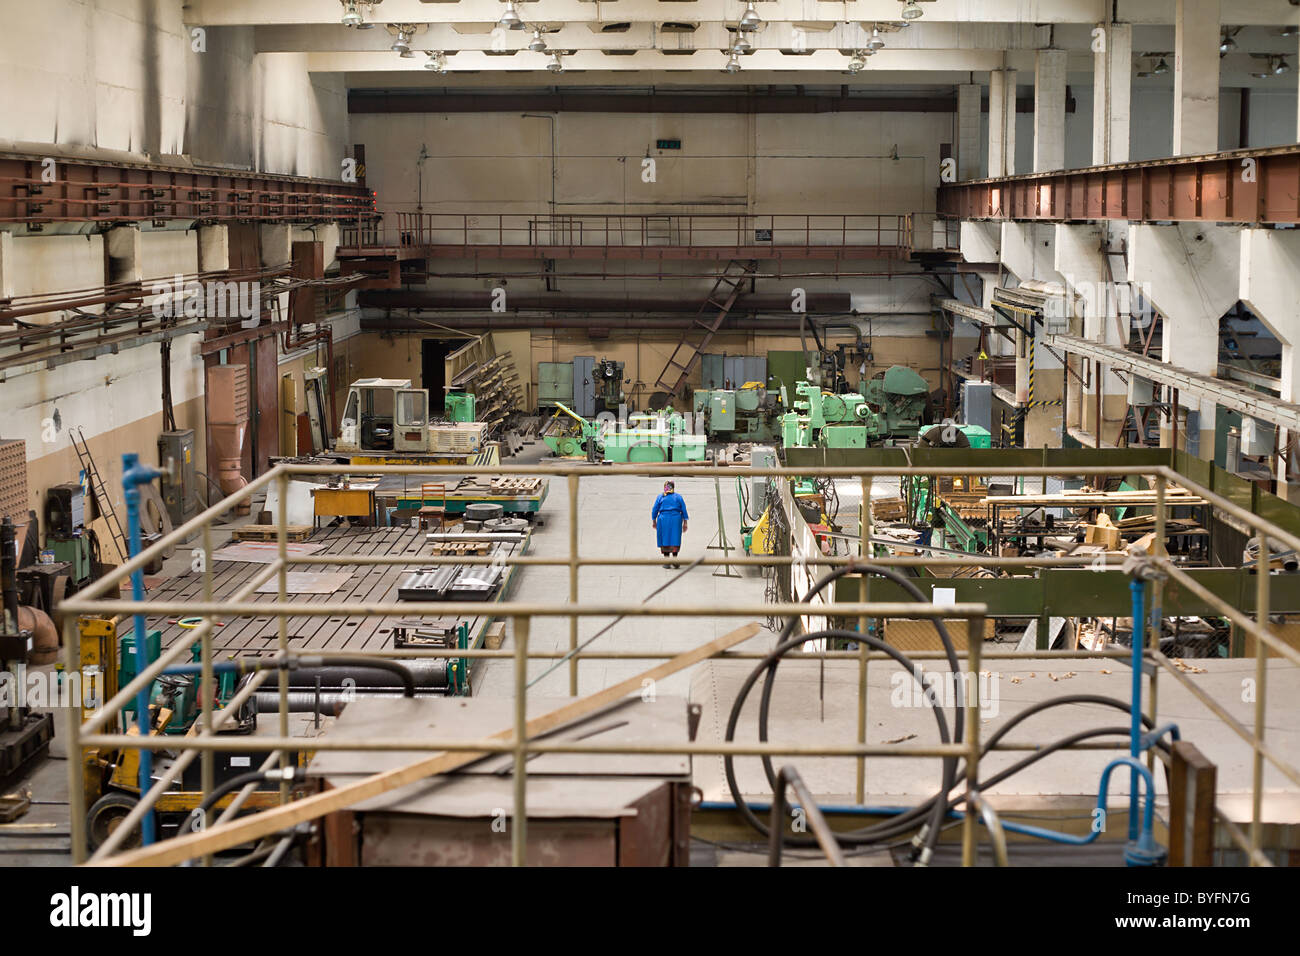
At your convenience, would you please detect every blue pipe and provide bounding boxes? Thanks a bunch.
[122,453,162,846]
[1128,577,1145,843]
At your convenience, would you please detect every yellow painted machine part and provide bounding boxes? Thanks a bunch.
[749,506,776,555]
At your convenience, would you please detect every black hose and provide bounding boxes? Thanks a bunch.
[726,561,965,860]
[728,559,1176,861]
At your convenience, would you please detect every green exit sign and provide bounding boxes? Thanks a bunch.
[656,139,682,150]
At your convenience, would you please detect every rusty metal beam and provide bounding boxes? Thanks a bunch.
[0,152,374,227]
[938,144,1300,225]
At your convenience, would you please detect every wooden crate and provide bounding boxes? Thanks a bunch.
[0,439,28,522]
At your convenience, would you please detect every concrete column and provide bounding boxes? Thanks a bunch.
[259,224,292,268]
[957,83,982,180]
[1128,223,1242,457]
[106,225,143,285]
[1001,222,1062,446]
[988,70,1017,178]
[1092,22,1132,165]
[1055,224,1129,444]
[197,224,230,274]
[1000,221,1055,283]
[1239,228,1300,495]
[959,221,1000,266]
[1173,0,1221,156]
[259,224,292,322]
[0,232,13,301]
[1034,50,1067,173]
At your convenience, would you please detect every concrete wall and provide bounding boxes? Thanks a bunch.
[0,1,348,177]
[350,109,952,219]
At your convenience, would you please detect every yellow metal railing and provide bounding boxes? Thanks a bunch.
[57,462,1299,867]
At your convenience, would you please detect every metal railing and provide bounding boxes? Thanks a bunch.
[341,212,912,255]
[58,461,1300,867]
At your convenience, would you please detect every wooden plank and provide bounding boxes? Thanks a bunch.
[95,621,762,867]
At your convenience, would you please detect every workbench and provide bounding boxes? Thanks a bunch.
[312,482,380,528]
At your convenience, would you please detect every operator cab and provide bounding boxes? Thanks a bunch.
[338,378,430,453]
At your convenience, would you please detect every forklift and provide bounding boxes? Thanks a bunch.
[78,618,307,851]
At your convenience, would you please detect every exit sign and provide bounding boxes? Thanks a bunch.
[656,139,682,150]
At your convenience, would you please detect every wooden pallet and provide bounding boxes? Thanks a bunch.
[231,525,315,543]
[431,541,491,555]
[487,477,543,494]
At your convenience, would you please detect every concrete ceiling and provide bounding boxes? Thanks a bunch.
[181,0,1300,86]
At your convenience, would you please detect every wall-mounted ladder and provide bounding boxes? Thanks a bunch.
[71,427,128,562]
[652,259,757,402]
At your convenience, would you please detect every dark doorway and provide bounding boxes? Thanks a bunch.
[421,339,453,414]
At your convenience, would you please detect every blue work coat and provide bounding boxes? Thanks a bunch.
[652,492,689,548]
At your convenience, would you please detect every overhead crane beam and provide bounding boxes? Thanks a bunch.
[1047,333,1300,434]
[938,144,1300,226]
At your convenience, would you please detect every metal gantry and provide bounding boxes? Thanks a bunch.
[57,461,1300,867]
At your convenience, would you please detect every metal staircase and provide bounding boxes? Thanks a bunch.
[652,259,757,402]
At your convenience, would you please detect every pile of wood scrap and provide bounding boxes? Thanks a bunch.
[870,497,907,522]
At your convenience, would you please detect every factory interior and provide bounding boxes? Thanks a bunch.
[0,0,1298,888]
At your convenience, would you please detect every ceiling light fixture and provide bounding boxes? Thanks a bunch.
[499,1,525,31]
[341,1,364,27]
[846,50,867,73]
[1275,56,1292,75]
[528,28,548,52]
[868,27,885,51]
[725,51,742,72]
[1153,57,1169,75]
[547,52,565,72]
[901,0,923,21]
[424,51,446,71]
[733,31,752,53]
[739,2,762,31]
[391,26,413,54]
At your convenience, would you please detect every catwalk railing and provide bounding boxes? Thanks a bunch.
[58,461,1299,867]
[341,212,912,258]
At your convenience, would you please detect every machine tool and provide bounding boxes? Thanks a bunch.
[692,383,784,443]
[335,378,491,465]
[0,518,55,785]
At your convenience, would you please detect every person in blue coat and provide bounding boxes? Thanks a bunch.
[651,480,689,568]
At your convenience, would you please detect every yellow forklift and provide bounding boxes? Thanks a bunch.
[77,617,309,851]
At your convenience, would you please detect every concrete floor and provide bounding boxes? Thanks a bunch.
[475,448,779,700]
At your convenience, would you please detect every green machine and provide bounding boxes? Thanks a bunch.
[119,631,241,735]
[692,384,783,443]
[541,404,706,462]
[445,390,476,423]
[603,411,706,463]
[44,482,94,586]
[861,366,931,440]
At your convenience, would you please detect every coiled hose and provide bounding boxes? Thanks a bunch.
[725,562,1173,862]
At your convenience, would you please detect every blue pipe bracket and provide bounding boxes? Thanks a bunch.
[122,452,163,846]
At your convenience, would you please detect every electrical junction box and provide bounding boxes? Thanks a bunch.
[158,429,198,527]
[710,391,736,431]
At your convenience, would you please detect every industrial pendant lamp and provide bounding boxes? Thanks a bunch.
[391,27,414,55]
[499,1,525,30]
[341,0,364,27]
[901,0,923,21]
[868,27,885,51]
[725,51,742,72]
[547,52,565,72]
[528,28,548,52]
[738,2,762,31]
